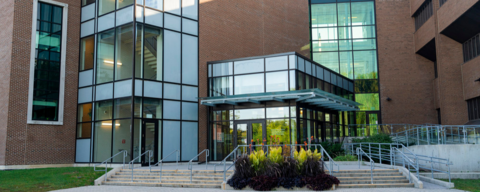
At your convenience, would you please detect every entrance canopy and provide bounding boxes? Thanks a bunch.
[199,88,361,111]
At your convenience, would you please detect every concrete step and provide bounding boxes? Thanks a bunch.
[102,181,221,188]
[338,183,414,188]
[120,169,233,173]
[336,176,406,181]
[112,175,225,181]
[333,172,403,177]
[339,179,409,184]
[107,178,223,184]
[117,171,227,176]
[327,169,398,174]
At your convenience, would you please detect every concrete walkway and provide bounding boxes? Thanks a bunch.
[53,185,466,192]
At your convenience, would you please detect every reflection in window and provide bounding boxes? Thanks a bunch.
[354,50,378,79]
[312,40,338,52]
[117,0,134,10]
[115,24,134,80]
[97,29,115,84]
[98,0,115,15]
[212,122,233,161]
[351,2,375,26]
[354,79,379,93]
[355,93,379,111]
[266,71,288,92]
[266,107,289,118]
[145,0,163,10]
[311,3,337,27]
[112,119,131,162]
[212,62,233,77]
[339,51,353,79]
[209,76,233,97]
[95,100,113,120]
[234,74,264,95]
[337,3,350,26]
[312,28,337,41]
[266,119,290,145]
[32,2,63,121]
[234,108,265,120]
[144,26,163,81]
[135,24,143,78]
[234,59,264,75]
[80,36,94,71]
[297,72,305,90]
[291,118,297,144]
[94,121,112,162]
[114,98,131,119]
[313,52,339,73]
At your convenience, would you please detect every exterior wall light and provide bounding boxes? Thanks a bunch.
[386,97,392,101]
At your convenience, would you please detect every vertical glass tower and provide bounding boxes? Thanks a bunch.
[309,0,380,136]
[76,0,199,164]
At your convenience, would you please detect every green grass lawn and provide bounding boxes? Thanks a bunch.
[0,167,110,192]
[442,179,480,192]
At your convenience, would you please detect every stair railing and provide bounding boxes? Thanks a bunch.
[151,150,180,182]
[222,146,240,182]
[391,147,419,183]
[188,149,209,183]
[94,150,128,182]
[128,150,153,182]
[356,147,374,184]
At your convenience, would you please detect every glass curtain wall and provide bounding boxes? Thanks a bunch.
[310,0,380,136]
[77,0,199,163]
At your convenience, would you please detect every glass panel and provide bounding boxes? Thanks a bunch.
[355,79,379,93]
[164,14,181,31]
[113,119,131,162]
[182,0,198,20]
[316,79,323,89]
[339,51,354,79]
[181,122,198,161]
[182,102,198,121]
[234,108,265,120]
[77,122,92,138]
[265,56,288,71]
[266,71,288,92]
[163,101,180,119]
[133,119,141,162]
[164,30,181,83]
[306,74,311,89]
[338,27,352,39]
[143,81,162,98]
[289,70,296,91]
[337,3,351,26]
[182,86,198,102]
[143,98,162,119]
[213,122,233,160]
[212,62,233,77]
[313,52,339,73]
[339,39,352,51]
[114,98,131,119]
[266,107,289,118]
[311,3,337,28]
[353,39,376,50]
[297,72,305,90]
[236,123,248,153]
[114,80,132,98]
[312,28,337,41]
[297,57,305,72]
[356,112,366,137]
[164,83,181,100]
[354,50,378,79]
[97,13,115,32]
[234,74,264,95]
[135,24,143,78]
[234,59,264,75]
[80,36,94,71]
[82,0,95,6]
[312,40,338,52]
[267,119,290,145]
[182,18,198,35]
[78,87,93,103]
[182,34,198,85]
[115,24,134,80]
[97,29,115,84]
[134,97,142,118]
[95,83,113,100]
[98,0,115,15]
[252,123,263,145]
[144,8,163,27]
[355,93,380,111]
[164,0,181,15]
[145,0,163,10]
[162,121,180,161]
[289,55,296,69]
[352,26,376,39]
[351,2,375,26]
[95,100,113,120]
[94,121,112,162]
[78,103,92,122]
[210,76,233,97]
[116,6,133,26]
[325,123,331,142]
[291,118,297,144]
[144,121,155,163]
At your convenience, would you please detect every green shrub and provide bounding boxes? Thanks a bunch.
[352,133,392,143]
[314,142,345,158]
[333,155,357,161]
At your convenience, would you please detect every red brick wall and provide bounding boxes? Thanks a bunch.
[414,17,435,52]
[376,0,437,124]
[410,0,425,16]
[462,57,480,100]
[5,0,80,165]
[437,0,478,33]
[198,0,310,160]
[0,0,15,166]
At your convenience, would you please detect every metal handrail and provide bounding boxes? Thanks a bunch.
[221,146,240,181]
[94,150,128,182]
[128,150,153,182]
[151,150,180,182]
[356,147,374,184]
[188,149,209,183]
[392,147,419,183]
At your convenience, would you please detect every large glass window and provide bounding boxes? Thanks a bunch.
[355,93,379,111]
[94,121,112,162]
[112,119,131,162]
[266,71,288,92]
[98,0,115,15]
[144,26,163,81]
[80,36,94,71]
[114,98,131,119]
[117,0,134,10]
[234,108,265,120]
[96,29,115,84]
[143,98,162,119]
[33,2,63,121]
[209,76,233,97]
[311,3,337,28]
[95,100,113,120]
[115,24,134,80]
[354,50,378,79]
[234,74,264,95]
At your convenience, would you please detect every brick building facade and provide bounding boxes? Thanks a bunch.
[0,0,478,166]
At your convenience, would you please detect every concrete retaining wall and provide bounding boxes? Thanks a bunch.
[407,144,480,172]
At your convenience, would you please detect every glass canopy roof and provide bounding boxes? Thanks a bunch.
[199,88,361,111]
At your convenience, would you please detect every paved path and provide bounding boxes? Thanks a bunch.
[53,185,466,192]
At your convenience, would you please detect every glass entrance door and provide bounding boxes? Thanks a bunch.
[142,120,158,166]
[366,112,379,136]
[234,121,265,153]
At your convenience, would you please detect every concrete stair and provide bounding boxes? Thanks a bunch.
[102,169,233,188]
[333,169,414,188]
